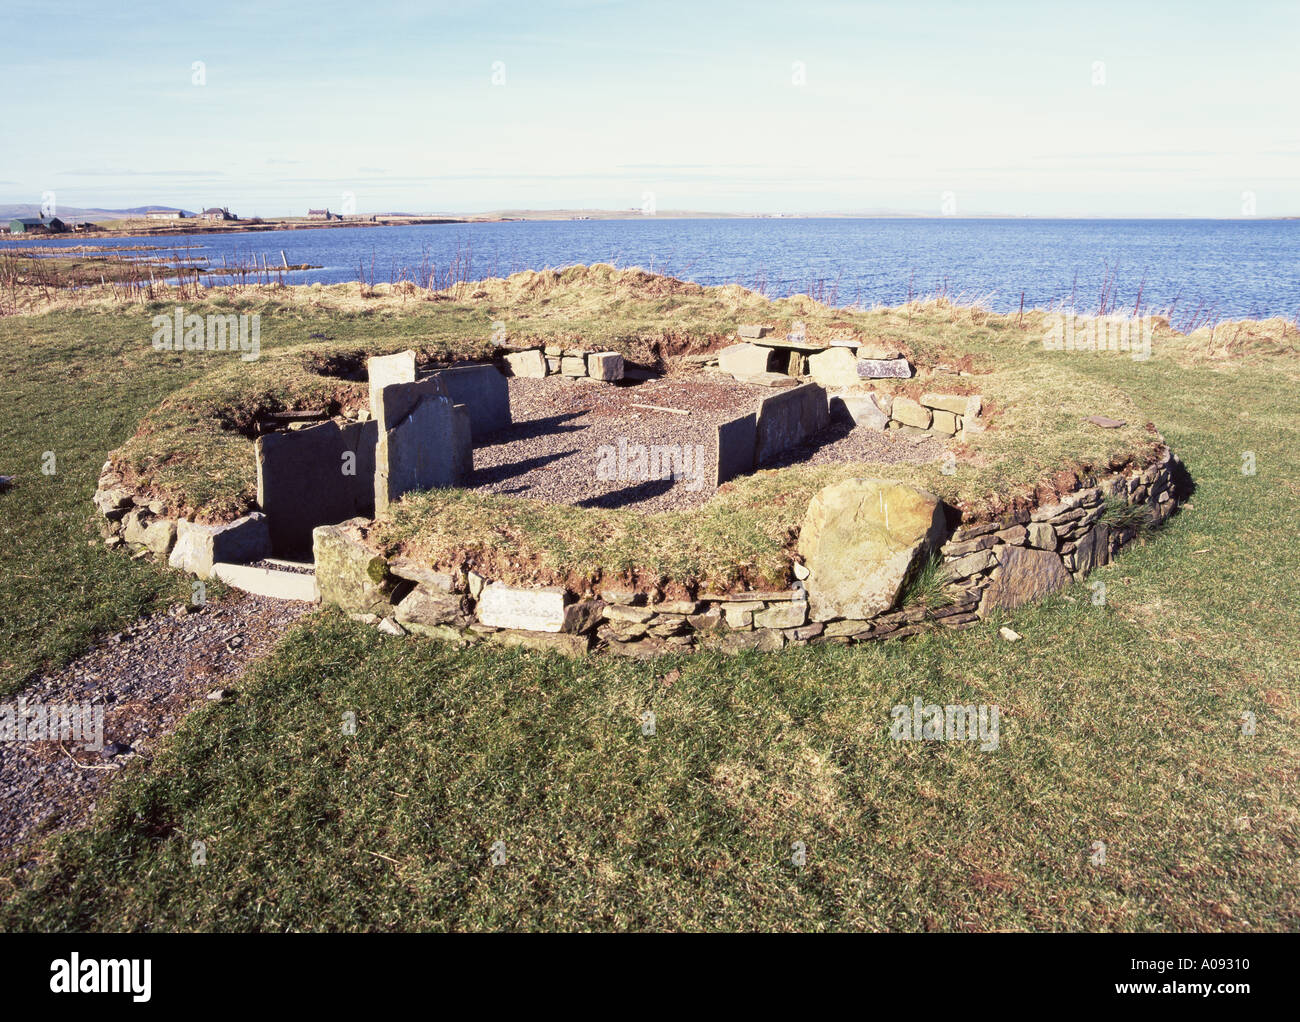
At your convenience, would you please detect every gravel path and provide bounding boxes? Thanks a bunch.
[0,593,309,856]
[471,376,945,512]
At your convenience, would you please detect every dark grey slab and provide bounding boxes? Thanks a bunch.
[716,412,757,486]
[754,382,829,466]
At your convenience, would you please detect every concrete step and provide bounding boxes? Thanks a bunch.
[211,562,320,602]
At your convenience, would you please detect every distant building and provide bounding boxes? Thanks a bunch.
[201,207,236,221]
[308,208,341,221]
[8,216,65,234]
[145,209,188,220]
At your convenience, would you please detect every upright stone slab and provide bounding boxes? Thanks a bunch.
[257,420,376,554]
[374,377,469,515]
[367,350,417,413]
[754,382,829,466]
[716,412,757,486]
[979,545,1070,614]
[432,364,511,439]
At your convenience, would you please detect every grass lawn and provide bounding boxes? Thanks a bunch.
[0,271,1297,930]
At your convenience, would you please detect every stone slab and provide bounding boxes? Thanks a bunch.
[830,393,889,430]
[716,412,757,486]
[890,395,931,429]
[431,364,511,438]
[806,347,859,388]
[257,420,377,555]
[367,350,417,413]
[374,377,469,515]
[857,357,914,379]
[979,545,1070,614]
[169,512,272,579]
[754,382,829,466]
[211,562,320,602]
[476,583,569,632]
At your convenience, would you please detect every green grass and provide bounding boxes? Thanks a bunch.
[1,273,1297,930]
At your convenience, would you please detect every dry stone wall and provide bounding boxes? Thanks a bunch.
[305,447,1182,658]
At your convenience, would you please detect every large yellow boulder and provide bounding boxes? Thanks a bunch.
[799,479,948,621]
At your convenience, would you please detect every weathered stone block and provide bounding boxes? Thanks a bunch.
[830,393,889,431]
[718,342,772,376]
[931,409,959,435]
[754,601,808,629]
[891,396,931,429]
[737,324,769,339]
[394,587,466,629]
[124,511,176,556]
[806,347,859,388]
[857,357,913,379]
[979,545,1070,614]
[502,349,547,379]
[561,356,587,377]
[487,628,590,656]
[313,520,394,617]
[169,512,272,579]
[1026,522,1056,550]
[755,382,829,466]
[477,583,569,632]
[586,352,625,381]
[800,478,947,621]
[716,412,757,486]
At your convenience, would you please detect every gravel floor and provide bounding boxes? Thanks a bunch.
[0,593,309,856]
[471,376,945,512]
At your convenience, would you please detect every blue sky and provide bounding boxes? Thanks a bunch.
[2,0,1297,216]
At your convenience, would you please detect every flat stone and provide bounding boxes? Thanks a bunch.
[502,349,547,379]
[723,603,761,628]
[943,534,996,557]
[716,411,757,486]
[1026,522,1056,550]
[169,512,272,579]
[432,364,511,439]
[718,342,773,376]
[754,382,829,466]
[211,562,320,602]
[477,583,568,632]
[921,393,980,416]
[829,392,889,431]
[604,604,654,624]
[930,409,959,435]
[716,628,784,653]
[857,357,913,379]
[994,524,1027,545]
[1086,415,1126,429]
[560,356,587,376]
[686,608,724,630]
[754,601,808,629]
[388,558,455,591]
[586,352,625,381]
[823,618,872,637]
[313,519,394,617]
[800,478,947,621]
[941,548,996,579]
[890,396,931,429]
[562,600,606,633]
[394,586,465,628]
[979,545,1070,614]
[367,350,417,414]
[737,324,770,339]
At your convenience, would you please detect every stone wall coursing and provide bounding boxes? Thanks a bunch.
[502,346,625,382]
[306,446,1182,657]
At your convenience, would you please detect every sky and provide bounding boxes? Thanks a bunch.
[2,0,1298,217]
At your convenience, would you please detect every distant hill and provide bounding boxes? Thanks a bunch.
[0,204,197,221]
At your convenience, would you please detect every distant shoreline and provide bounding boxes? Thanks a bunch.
[5,210,1297,244]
